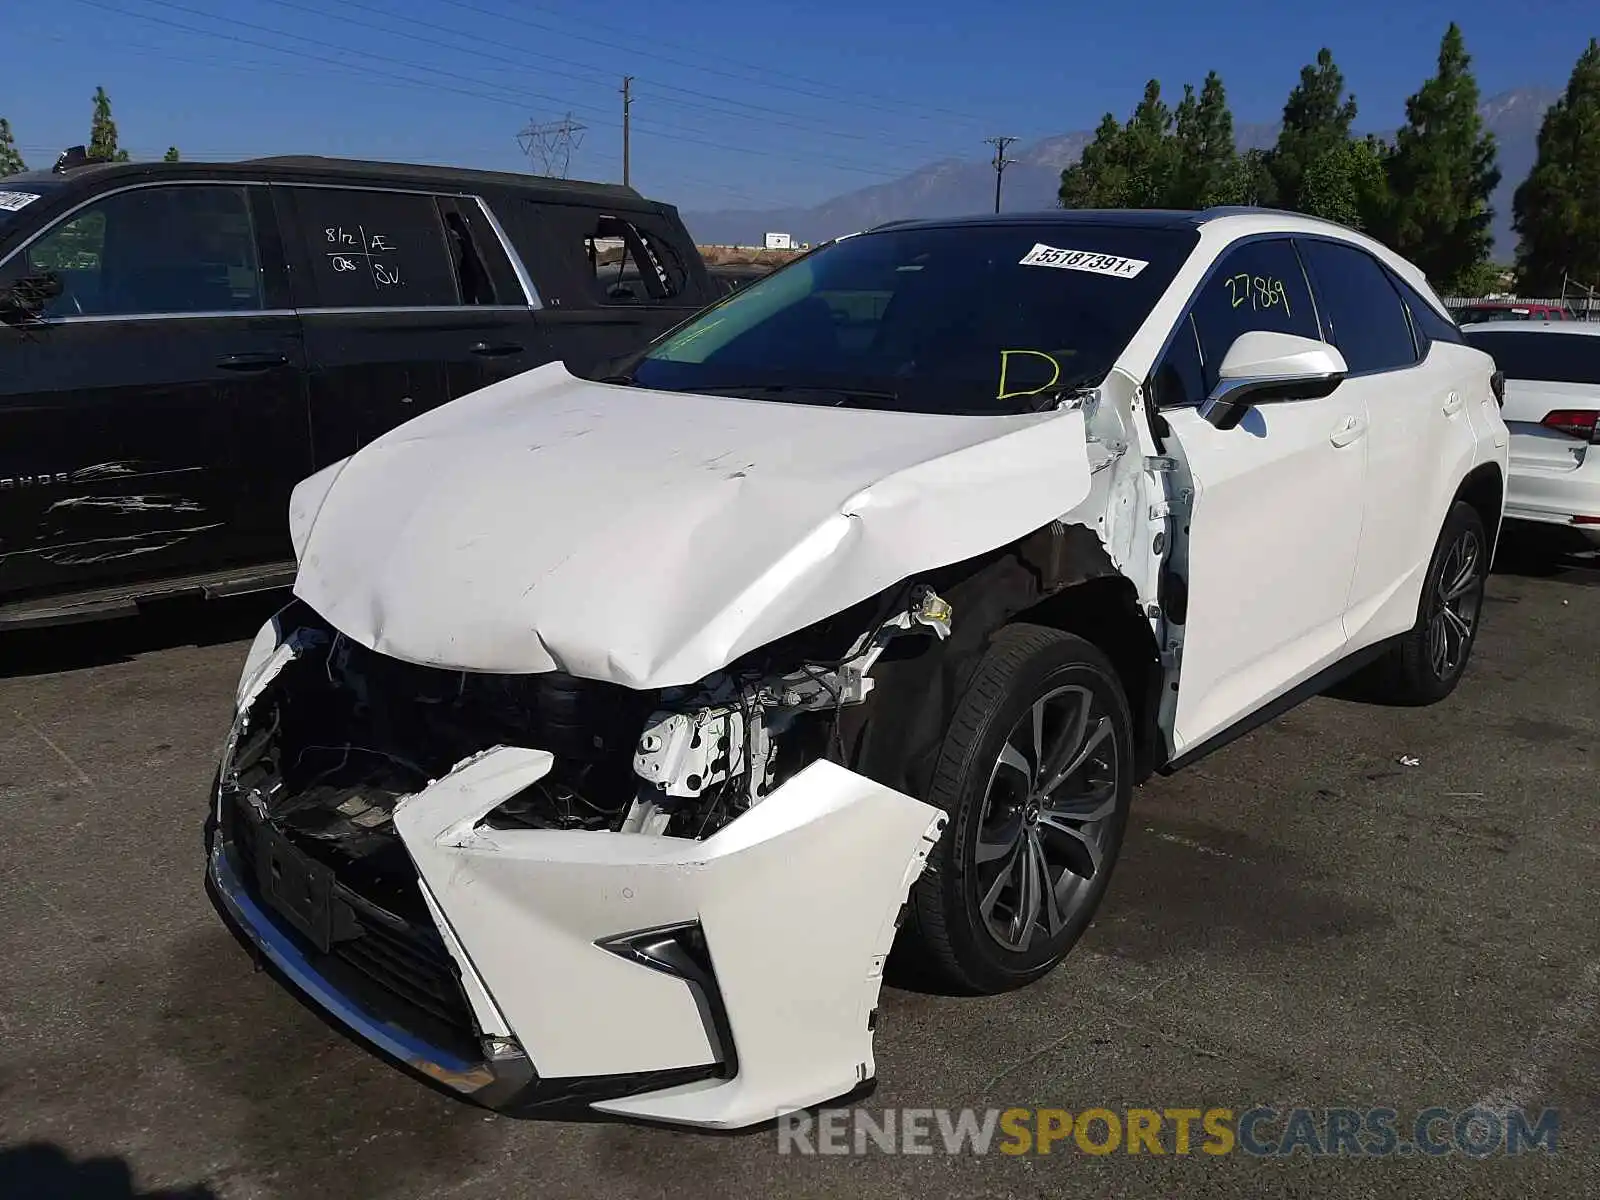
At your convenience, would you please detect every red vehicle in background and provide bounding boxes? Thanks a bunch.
[1453,300,1576,323]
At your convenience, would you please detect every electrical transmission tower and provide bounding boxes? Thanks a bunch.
[984,135,1018,214]
[518,112,587,178]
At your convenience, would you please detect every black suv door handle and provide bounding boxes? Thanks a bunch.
[469,341,523,357]
[217,352,289,372]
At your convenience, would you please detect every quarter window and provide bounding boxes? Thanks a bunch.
[582,214,686,305]
[1297,239,1417,374]
[20,184,263,317]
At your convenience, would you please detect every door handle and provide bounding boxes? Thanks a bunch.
[217,352,289,372]
[1329,415,1366,447]
[469,341,523,357]
[1442,390,1463,416]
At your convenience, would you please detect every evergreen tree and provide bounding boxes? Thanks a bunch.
[1060,114,1132,209]
[1058,81,1176,209]
[0,118,25,176]
[1513,38,1600,296]
[1268,49,1359,213]
[163,146,181,163]
[1299,135,1389,230]
[1384,24,1500,293]
[1170,71,1240,207]
[88,87,131,163]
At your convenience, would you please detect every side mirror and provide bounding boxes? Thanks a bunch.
[1198,330,1348,431]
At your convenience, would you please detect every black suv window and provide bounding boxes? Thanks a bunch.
[1178,237,1320,398]
[287,187,462,309]
[17,184,262,318]
[1298,239,1416,374]
[1462,330,1600,385]
[583,214,687,306]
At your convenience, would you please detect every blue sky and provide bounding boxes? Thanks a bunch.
[3,0,1594,210]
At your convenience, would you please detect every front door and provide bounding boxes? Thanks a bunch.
[1151,237,1368,753]
[0,182,308,605]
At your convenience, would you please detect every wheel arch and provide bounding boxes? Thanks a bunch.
[1454,461,1505,558]
[1011,577,1165,784]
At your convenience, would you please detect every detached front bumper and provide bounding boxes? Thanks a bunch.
[209,743,944,1130]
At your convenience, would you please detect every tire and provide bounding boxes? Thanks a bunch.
[1371,500,1489,705]
[906,624,1134,994]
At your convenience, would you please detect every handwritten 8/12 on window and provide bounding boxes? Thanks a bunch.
[1223,274,1292,317]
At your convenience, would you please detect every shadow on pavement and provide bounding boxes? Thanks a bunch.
[0,1143,217,1200]
[0,591,288,680]
[1492,525,1600,585]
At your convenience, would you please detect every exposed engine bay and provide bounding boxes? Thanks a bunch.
[224,585,955,854]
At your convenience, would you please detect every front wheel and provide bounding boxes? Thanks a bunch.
[1372,500,1489,705]
[906,624,1134,994]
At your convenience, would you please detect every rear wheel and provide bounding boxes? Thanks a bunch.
[907,624,1133,994]
[1372,500,1488,705]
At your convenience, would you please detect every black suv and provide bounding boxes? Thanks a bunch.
[0,155,717,628]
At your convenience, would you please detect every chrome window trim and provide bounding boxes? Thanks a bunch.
[473,195,542,309]
[35,309,297,325]
[0,178,272,273]
[293,304,535,316]
[1,176,544,318]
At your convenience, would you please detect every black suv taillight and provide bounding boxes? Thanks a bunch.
[1490,370,1505,407]
[1540,409,1600,444]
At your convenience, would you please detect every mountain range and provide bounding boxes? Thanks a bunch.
[682,88,1558,259]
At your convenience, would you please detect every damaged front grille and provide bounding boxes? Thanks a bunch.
[219,604,663,1059]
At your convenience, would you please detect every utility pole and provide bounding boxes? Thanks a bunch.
[984,135,1018,214]
[620,75,633,187]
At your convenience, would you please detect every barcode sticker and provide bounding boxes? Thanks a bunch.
[1019,243,1148,278]
[0,191,41,212]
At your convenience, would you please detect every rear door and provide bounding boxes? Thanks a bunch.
[1294,237,1471,648]
[275,183,546,464]
[502,202,706,377]
[1151,236,1367,753]
[0,180,308,606]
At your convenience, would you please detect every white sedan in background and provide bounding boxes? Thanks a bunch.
[1462,321,1600,548]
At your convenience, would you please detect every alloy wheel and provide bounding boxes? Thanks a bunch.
[1427,526,1484,680]
[973,684,1121,952]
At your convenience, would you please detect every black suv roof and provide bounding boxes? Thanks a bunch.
[28,154,648,206]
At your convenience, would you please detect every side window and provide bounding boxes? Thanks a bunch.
[1389,273,1463,350]
[1297,239,1417,374]
[1185,238,1320,395]
[285,187,461,309]
[582,214,687,306]
[21,185,262,317]
[1150,313,1205,407]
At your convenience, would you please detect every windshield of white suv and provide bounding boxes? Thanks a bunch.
[628,222,1200,415]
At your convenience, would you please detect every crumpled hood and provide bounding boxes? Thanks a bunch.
[290,362,1093,687]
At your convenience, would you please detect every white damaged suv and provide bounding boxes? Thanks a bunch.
[206,209,1509,1129]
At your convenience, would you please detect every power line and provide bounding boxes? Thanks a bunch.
[430,0,999,130]
[250,0,969,158]
[76,0,930,182]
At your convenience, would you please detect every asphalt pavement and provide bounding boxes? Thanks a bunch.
[1,545,1596,1199]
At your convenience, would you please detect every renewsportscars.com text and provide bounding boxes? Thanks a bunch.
[776,1105,1560,1157]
